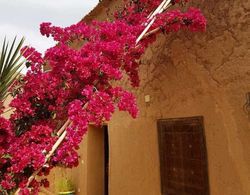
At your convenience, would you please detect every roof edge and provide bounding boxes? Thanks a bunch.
[81,0,114,23]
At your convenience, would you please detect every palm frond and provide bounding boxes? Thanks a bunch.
[0,37,26,101]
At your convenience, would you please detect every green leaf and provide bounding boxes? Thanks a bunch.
[0,37,26,101]
[2,154,12,159]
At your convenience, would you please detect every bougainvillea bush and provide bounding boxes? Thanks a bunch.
[0,0,206,194]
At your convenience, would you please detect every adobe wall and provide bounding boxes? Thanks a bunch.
[96,0,250,195]
[44,0,250,194]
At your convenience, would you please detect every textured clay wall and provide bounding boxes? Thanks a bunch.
[46,0,250,194]
[104,0,250,195]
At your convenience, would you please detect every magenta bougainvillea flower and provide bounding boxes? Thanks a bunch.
[0,0,206,194]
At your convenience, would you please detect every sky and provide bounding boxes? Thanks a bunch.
[0,0,99,53]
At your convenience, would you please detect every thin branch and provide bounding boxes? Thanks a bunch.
[1,107,14,115]
[45,130,67,162]
[144,27,161,38]
[148,0,167,21]
[56,119,71,136]
[136,0,171,44]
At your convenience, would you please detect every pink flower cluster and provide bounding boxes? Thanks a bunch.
[0,117,12,150]
[153,8,206,32]
[0,0,206,194]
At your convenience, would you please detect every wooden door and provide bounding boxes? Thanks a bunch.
[158,116,209,195]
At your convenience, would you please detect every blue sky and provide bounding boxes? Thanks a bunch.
[0,0,98,53]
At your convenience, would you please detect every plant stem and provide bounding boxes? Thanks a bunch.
[136,0,171,44]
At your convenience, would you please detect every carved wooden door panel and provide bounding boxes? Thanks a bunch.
[158,116,209,195]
